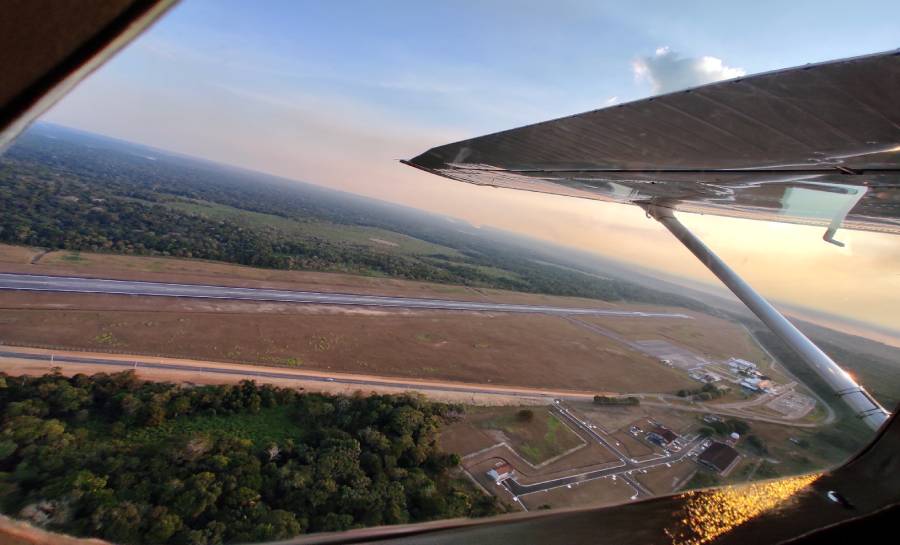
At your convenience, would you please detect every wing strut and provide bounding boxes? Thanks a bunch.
[643,203,889,430]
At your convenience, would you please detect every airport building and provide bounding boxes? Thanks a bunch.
[727,358,758,372]
[646,425,679,448]
[697,442,741,476]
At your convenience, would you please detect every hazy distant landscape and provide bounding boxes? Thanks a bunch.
[0,123,704,310]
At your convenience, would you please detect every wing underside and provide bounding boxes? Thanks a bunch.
[405,50,900,235]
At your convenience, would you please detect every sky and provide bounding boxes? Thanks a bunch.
[40,0,900,339]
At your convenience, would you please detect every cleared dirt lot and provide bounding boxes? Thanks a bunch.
[635,461,697,495]
[608,430,655,458]
[519,474,637,510]
[570,403,699,442]
[0,291,695,394]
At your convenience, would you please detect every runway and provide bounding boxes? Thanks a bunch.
[0,273,691,318]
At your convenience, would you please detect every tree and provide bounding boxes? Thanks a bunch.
[90,502,143,544]
[726,419,750,435]
[171,472,222,519]
[516,409,534,422]
[256,509,303,540]
[145,507,183,543]
[0,440,16,462]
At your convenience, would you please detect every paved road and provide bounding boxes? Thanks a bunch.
[0,273,691,318]
[503,404,702,497]
[0,349,580,400]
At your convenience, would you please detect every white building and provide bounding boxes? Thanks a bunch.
[728,358,758,372]
[486,462,515,483]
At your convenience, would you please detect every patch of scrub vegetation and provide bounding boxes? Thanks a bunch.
[308,334,341,352]
[415,333,447,344]
[225,346,243,359]
[260,355,303,367]
[61,252,84,262]
[93,331,121,347]
[127,404,302,446]
[0,371,503,544]
[478,407,584,465]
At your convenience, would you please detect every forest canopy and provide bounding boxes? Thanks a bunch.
[0,371,501,544]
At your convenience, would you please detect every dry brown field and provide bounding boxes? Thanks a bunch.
[635,461,697,495]
[608,430,655,458]
[0,242,776,397]
[0,290,698,393]
[583,313,771,364]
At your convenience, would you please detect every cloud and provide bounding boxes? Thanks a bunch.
[632,46,745,94]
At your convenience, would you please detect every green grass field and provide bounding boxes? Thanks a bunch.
[478,407,585,465]
[125,405,304,446]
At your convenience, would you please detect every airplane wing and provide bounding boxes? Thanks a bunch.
[405,49,900,237]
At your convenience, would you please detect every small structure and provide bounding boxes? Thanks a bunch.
[690,370,722,384]
[698,441,741,475]
[646,425,679,448]
[739,378,762,392]
[728,432,741,445]
[728,358,757,372]
[486,461,515,483]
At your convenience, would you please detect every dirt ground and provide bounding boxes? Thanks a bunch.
[439,420,500,455]
[608,430,655,458]
[0,291,696,394]
[567,402,707,460]
[518,474,637,510]
[0,515,109,545]
[635,461,697,495]
[0,347,573,407]
[568,404,647,432]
